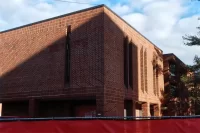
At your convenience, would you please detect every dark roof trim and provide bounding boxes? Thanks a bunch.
[0,4,104,33]
[0,4,162,51]
[163,53,187,68]
[103,5,163,52]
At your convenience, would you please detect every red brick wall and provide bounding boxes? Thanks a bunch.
[142,103,148,117]
[103,8,140,117]
[103,6,164,116]
[0,6,104,101]
[0,5,164,117]
[154,104,159,116]
[103,13,125,116]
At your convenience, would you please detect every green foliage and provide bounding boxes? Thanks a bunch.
[182,29,200,114]
[183,26,200,73]
[188,87,200,115]
[183,35,200,46]
[190,87,200,98]
[181,3,200,114]
[181,75,190,83]
[187,56,200,72]
[183,26,200,46]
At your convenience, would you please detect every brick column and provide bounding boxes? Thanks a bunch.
[154,104,160,116]
[96,87,104,117]
[96,99,104,117]
[103,87,124,117]
[142,102,148,116]
[132,101,136,116]
[29,99,38,118]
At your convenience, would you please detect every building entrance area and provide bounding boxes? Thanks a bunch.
[2,100,96,118]
[124,100,133,117]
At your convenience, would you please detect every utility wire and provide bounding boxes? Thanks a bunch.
[53,0,99,5]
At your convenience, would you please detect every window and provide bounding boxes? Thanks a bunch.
[65,25,71,86]
[169,64,176,76]
[153,55,157,95]
[144,50,148,93]
[156,67,159,96]
[140,47,144,92]
[129,42,133,89]
[124,37,129,89]
[153,55,160,96]
[124,37,136,89]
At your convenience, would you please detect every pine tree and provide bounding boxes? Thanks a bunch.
[182,26,200,115]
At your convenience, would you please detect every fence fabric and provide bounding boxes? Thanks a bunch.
[0,118,199,133]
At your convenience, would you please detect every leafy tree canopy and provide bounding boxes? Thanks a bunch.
[183,27,200,73]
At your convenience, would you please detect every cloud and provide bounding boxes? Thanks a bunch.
[0,19,7,27]
[0,0,98,31]
[123,13,146,32]
[0,0,200,65]
[121,0,200,65]
[127,0,160,9]
[112,3,132,15]
[142,0,187,39]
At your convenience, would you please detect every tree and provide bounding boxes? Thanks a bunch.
[183,25,200,70]
[182,25,200,115]
[183,26,200,78]
[183,27,200,46]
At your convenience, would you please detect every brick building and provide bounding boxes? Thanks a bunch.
[0,5,164,117]
[163,53,189,116]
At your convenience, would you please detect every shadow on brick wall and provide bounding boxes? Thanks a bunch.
[0,11,139,117]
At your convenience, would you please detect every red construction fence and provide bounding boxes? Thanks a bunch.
[0,118,199,133]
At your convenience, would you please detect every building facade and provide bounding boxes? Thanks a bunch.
[0,5,164,117]
[162,54,189,116]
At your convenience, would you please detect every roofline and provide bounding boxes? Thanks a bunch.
[0,4,105,33]
[103,5,163,52]
[163,53,187,67]
[0,4,162,52]
[163,53,174,56]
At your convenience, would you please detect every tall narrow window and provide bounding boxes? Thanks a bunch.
[140,47,144,92]
[156,72,159,96]
[65,25,71,86]
[153,55,156,95]
[144,50,148,93]
[129,42,133,89]
[153,69,156,95]
[156,61,159,96]
[124,37,129,89]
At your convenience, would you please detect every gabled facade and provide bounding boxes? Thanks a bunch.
[0,5,164,117]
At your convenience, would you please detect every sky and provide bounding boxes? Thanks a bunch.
[0,0,200,65]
